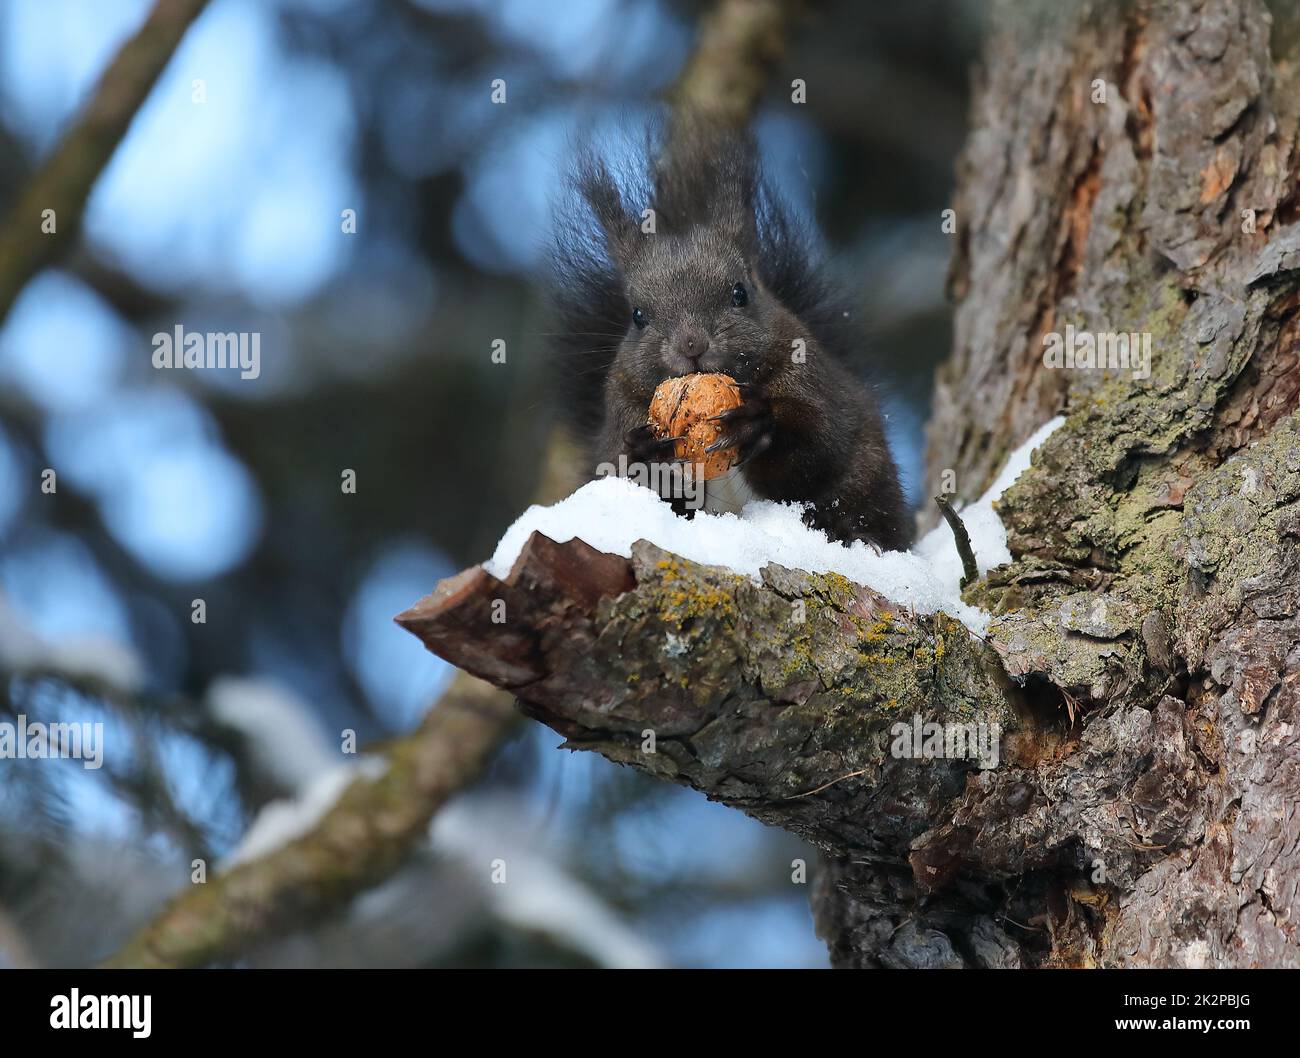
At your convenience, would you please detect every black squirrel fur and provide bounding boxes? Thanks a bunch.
[550,119,910,550]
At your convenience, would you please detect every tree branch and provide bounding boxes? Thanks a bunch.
[671,0,796,122]
[102,674,517,968]
[0,0,210,322]
[396,513,1230,966]
[397,532,1021,855]
[933,495,979,588]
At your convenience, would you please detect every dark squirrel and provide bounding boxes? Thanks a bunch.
[551,120,910,551]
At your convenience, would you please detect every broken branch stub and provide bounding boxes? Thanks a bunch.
[397,531,1023,860]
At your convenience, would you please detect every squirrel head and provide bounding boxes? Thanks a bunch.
[575,126,803,390]
[618,228,786,383]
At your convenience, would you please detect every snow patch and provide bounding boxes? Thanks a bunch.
[222,756,388,869]
[431,797,664,968]
[486,416,1065,635]
[0,593,143,692]
[208,676,338,794]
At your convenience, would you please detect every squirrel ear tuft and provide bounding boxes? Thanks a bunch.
[651,117,759,252]
[578,158,643,270]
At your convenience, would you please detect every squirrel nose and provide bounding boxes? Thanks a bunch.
[679,330,710,363]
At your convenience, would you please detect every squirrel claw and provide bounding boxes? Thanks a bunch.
[625,424,683,462]
[706,415,774,467]
[707,397,767,425]
[731,431,773,468]
[705,393,773,464]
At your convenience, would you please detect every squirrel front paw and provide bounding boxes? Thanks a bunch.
[705,384,774,468]
[623,422,684,466]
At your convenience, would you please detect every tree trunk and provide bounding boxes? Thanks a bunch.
[905,0,1300,969]
[401,0,1300,968]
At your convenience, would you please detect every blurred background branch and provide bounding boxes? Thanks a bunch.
[672,0,795,120]
[104,673,518,968]
[0,0,210,322]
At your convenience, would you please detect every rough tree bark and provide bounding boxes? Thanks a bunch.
[401,0,1300,968]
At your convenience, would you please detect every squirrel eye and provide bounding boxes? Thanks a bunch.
[632,307,647,329]
[731,282,748,307]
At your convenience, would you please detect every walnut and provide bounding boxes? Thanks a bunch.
[647,373,743,480]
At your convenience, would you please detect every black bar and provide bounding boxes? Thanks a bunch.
[2,968,1289,1044]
